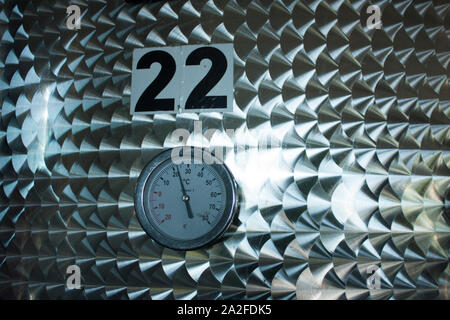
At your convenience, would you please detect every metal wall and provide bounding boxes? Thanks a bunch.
[0,0,449,299]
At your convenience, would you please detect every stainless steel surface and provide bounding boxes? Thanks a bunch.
[0,0,449,300]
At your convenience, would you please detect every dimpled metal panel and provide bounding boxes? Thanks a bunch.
[0,0,449,300]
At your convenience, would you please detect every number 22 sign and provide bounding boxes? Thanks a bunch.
[131,43,234,114]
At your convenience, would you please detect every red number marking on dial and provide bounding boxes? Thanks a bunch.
[160,214,172,224]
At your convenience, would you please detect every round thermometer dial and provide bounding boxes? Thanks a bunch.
[135,147,238,250]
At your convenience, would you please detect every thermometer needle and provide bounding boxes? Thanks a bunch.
[176,165,194,219]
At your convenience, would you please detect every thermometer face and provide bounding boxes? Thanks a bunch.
[135,147,238,250]
[146,161,226,240]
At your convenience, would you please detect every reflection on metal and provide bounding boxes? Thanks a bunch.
[0,0,449,300]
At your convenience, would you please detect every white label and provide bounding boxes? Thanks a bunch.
[131,43,234,114]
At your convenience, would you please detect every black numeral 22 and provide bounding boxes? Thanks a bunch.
[134,47,228,113]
